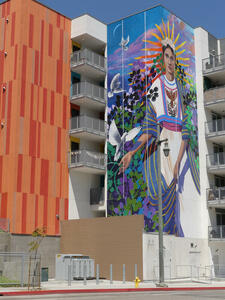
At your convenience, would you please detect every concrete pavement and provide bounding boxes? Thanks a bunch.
[2,278,225,296]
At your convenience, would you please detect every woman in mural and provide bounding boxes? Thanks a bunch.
[119,38,195,236]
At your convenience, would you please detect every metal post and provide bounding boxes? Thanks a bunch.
[157,122,165,286]
[96,264,99,285]
[68,264,71,286]
[123,264,125,284]
[134,264,137,279]
[110,264,113,284]
[83,261,87,285]
[21,254,25,287]
[220,225,223,239]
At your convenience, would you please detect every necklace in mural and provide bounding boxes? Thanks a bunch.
[166,88,177,117]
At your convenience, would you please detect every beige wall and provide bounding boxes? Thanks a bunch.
[60,215,144,281]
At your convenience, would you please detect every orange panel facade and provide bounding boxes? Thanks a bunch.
[0,0,71,235]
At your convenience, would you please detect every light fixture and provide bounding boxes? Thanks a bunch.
[163,141,170,157]
[4,52,7,57]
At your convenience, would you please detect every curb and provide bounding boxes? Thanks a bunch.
[1,286,225,296]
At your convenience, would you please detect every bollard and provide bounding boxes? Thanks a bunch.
[68,264,71,286]
[134,264,137,279]
[21,254,25,287]
[83,261,87,285]
[123,264,125,284]
[96,264,99,285]
[110,264,113,284]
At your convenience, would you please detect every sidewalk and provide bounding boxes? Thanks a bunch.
[2,278,225,296]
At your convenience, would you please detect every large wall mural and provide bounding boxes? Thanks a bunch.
[107,6,200,237]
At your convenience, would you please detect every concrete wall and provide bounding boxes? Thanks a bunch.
[143,233,211,281]
[71,15,106,44]
[60,215,144,281]
[0,233,60,279]
[194,27,211,239]
[69,172,104,219]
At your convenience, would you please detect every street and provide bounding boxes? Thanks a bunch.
[2,290,225,300]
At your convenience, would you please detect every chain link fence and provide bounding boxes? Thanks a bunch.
[0,253,41,288]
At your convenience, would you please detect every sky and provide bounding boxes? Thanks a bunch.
[0,0,224,38]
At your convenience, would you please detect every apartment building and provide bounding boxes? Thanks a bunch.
[68,15,107,220]
[0,0,225,281]
[195,28,225,269]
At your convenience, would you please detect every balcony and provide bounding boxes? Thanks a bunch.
[69,150,106,174]
[90,187,105,211]
[71,82,106,110]
[70,49,106,80]
[207,187,225,207]
[209,225,225,240]
[204,86,225,112]
[70,115,106,142]
[205,118,225,143]
[202,54,225,84]
[207,152,225,175]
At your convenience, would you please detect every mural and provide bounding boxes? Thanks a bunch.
[107,6,200,237]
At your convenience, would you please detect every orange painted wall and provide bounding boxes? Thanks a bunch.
[0,0,71,235]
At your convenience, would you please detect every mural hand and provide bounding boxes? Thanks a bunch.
[118,152,133,174]
[173,161,180,183]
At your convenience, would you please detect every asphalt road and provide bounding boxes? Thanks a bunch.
[2,290,225,300]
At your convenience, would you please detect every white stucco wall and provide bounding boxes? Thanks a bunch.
[194,27,211,238]
[69,171,101,219]
[71,14,106,44]
[143,232,212,281]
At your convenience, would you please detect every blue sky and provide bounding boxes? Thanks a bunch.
[0,0,224,38]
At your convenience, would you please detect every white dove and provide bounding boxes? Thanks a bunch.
[108,120,141,161]
[119,36,129,51]
[108,73,124,98]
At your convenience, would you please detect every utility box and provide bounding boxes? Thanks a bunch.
[55,254,95,280]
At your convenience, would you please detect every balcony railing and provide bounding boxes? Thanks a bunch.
[205,118,225,135]
[207,187,225,204]
[209,225,225,239]
[69,150,106,170]
[70,115,106,136]
[207,152,225,167]
[90,187,104,205]
[71,49,106,71]
[203,54,225,74]
[204,86,225,104]
[71,82,106,103]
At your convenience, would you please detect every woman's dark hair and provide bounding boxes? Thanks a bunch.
[162,44,175,58]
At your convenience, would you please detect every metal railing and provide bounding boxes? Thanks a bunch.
[175,265,212,281]
[202,53,225,74]
[71,49,106,71]
[204,86,225,104]
[69,150,106,170]
[209,225,225,239]
[90,187,105,205]
[205,118,225,135]
[70,115,106,136]
[206,152,225,167]
[207,187,225,204]
[71,82,106,103]
[207,265,225,278]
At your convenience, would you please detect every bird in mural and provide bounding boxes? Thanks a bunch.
[119,35,129,51]
[108,73,124,98]
[108,120,141,161]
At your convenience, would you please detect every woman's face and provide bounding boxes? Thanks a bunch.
[163,47,175,78]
